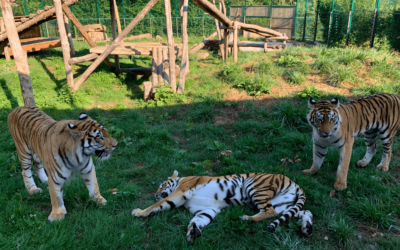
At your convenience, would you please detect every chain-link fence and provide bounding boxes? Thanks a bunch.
[295,0,400,50]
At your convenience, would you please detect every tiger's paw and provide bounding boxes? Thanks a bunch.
[131,208,146,217]
[240,215,251,221]
[301,169,315,176]
[28,187,42,195]
[356,160,369,168]
[266,225,275,233]
[376,165,389,172]
[93,196,107,205]
[186,222,202,242]
[301,221,313,236]
[334,181,347,190]
[48,208,67,222]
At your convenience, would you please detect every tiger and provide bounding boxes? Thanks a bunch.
[8,106,117,221]
[303,93,400,190]
[131,171,313,241]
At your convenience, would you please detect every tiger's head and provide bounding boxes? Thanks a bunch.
[67,113,117,160]
[307,98,341,138]
[155,170,180,201]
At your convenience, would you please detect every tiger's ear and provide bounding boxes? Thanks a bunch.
[308,98,317,108]
[67,123,85,140]
[172,170,179,178]
[330,98,339,108]
[79,112,89,120]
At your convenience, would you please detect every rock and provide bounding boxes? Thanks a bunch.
[197,52,210,60]
[83,24,106,32]
[125,33,152,40]
[155,35,163,40]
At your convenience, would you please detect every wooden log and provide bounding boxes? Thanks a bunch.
[164,0,176,92]
[0,0,35,106]
[239,47,283,52]
[189,31,217,54]
[224,29,228,59]
[264,40,267,52]
[221,0,226,15]
[197,52,210,60]
[63,14,75,55]
[68,53,99,65]
[53,0,74,88]
[152,47,159,87]
[143,81,152,100]
[37,10,45,15]
[112,0,122,34]
[213,0,221,41]
[178,0,188,93]
[218,1,225,61]
[162,47,169,84]
[72,0,160,92]
[227,41,284,48]
[233,21,238,63]
[44,5,53,11]
[0,0,79,42]
[83,24,106,32]
[29,14,36,19]
[89,44,181,55]
[61,3,114,71]
[157,46,163,84]
[109,0,120,70]
[124,33,152,40]
[4,38,62,60]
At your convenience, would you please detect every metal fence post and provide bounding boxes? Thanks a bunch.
[40,0,49,37]
[327,0,336,46]
[313,0,320,42]
[149,0,152,37]
[175,0,178,37]
[370,8,378,48]
[202,10,205,37]
[96,0,101,25]
[294,0,299,39]
[302,0,309,41]
[244,0,246,23]
[345,0,355,46]
[228,0,231,17]
[121,0,126,28]
[23,0,29,15]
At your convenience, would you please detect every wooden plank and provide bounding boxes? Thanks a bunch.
[68,53,99,65]
[157,46,163,84]
[224,29,228,60]
[162,48,169,84]
[233,21,238,63]
[61,3,114,71]
[89,45,181,56]
[109,0,120,70]
[5,38,61,57]
[54,0,74,88]
[189,31,217,54]
[178,0,189,93]
[164,0,176,92]
[0,0,35,106]
[72,0,161,92]
[63,14,75,55]
[152,47,159,87]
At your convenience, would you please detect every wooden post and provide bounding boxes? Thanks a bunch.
[157,47,163,84]
[72,0,160,92]
[63,14,75,55]
[53,0,74,88]
[224,29,229,59]
[178,0,188,93]
[110,0,120,70]
[143,81,152,100]
[233,21,238,63]
[0,0,35,106]
[152,47,159,87]
[162,47,169,84]
[164,0,176,92]
[213,0,221,40]
[112,0,122,34]
[218,1,225,60]
[61,3,114,71]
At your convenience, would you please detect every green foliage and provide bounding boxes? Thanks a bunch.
[286,70,306,85]
[348,198,395,228]
[327,67,355,85]
[277,55,301,67]
[297,87,323,99]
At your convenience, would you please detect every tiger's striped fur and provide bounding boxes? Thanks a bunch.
[132,171,313,241]
[303,93,400,190]
[8,106,117,221]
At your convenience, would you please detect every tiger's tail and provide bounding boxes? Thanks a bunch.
[267,184,306,231]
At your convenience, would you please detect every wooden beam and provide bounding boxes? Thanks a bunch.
[224,29,229,60]
[162,47,169,84]
[112,0,122,34]
[189,31,217,54]
[233,21,238,63]
[152,47,159,87]
[61,3,114,71]
[109,0,120,70]
[178,0,189,93]
[54,0,74,88]
[218,1,225,61]
[164,0,176,92]
[68,53,99,65]
[63,14,75,55]
[157,46,163,84]
[72,0,160,92]
[0,0,35,106]
[0,0,79,42]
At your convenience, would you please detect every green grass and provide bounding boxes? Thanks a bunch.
[1,41,400,249]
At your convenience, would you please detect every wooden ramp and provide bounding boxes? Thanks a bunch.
[3,37,61,61]
[90,42,183,56]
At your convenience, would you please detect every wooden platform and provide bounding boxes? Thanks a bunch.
[89,42,183,56]
[3,37,61,61]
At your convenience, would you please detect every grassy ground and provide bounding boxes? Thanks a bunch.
[1,39,400,249]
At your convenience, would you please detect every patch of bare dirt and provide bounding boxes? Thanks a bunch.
[357,222,384,238]
[213,104,246,125]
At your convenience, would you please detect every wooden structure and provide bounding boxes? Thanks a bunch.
[1,0,288,105]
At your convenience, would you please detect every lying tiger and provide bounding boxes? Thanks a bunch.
[8,106,117,221]
[132,171,313,241]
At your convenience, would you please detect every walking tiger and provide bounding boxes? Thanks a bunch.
[8,106,117,221]
[303,93,400,190]
[132,171,313,241]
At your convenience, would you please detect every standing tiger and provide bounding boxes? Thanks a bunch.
[303,93,400,190]
[8,106,117,221]
[132,171,313,241]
